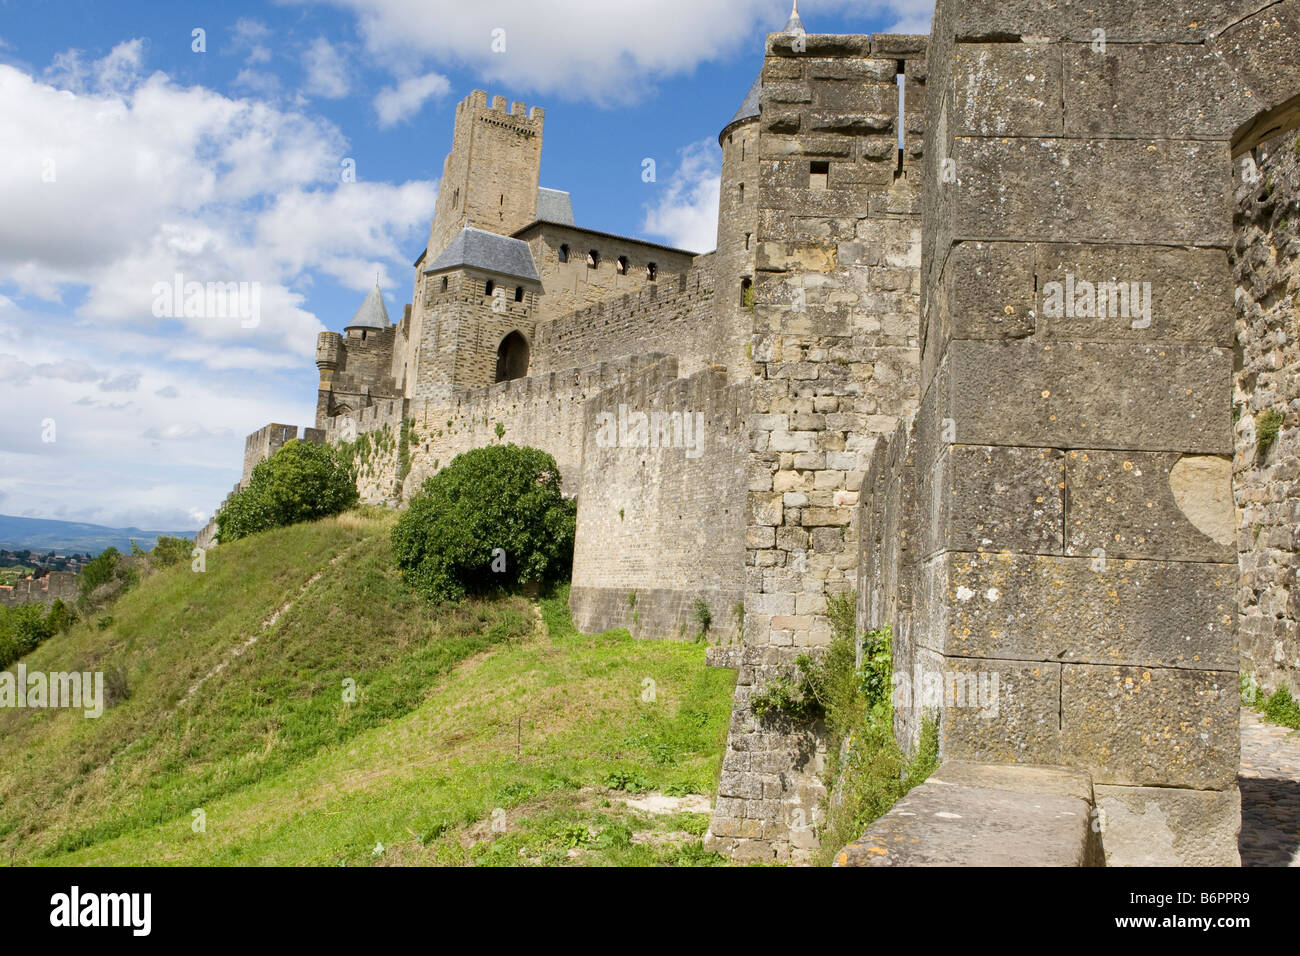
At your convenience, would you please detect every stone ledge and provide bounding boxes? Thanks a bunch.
[834,761,1103,866]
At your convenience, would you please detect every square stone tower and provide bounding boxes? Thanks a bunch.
[424,92,545,263]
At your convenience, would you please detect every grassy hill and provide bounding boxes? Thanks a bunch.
[0,510,736,866]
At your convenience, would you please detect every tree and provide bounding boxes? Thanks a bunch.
[392,444,576,603]
[217,439,358,543]
[79,547,121,598]
[149,535,194,568]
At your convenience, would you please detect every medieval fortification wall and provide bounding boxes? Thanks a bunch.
[1234,128,1300,700]
[198,0,1300,868]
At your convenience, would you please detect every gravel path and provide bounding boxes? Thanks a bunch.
[1239,710,1300,867]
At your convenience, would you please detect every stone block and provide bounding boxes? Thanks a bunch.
[836,761,1099,866]
[918,444,1065,558]
[954,137,1232,245]
[1061,664,1239,788]
[942,339,1233,453]
[950,0,1266,42]
[916,551,1237,668]
[1035,244,1234,346]
[1063,42,1257,139]
[1064,450,1236,561]
[953,43,1063,136]
[1095,784,1241,866]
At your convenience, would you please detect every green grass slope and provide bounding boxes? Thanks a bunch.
[0,510,736,866]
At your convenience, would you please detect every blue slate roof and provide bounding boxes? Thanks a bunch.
[423,227,541,282]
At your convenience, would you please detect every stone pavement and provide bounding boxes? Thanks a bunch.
[1239,710,1300,867]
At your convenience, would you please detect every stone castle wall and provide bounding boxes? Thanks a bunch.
[706,31,927,864]
[1234,128,1300,699]
[531,270,722,379]
[519,224,699,326]
[0,570,78,608]
[570,364,748,641]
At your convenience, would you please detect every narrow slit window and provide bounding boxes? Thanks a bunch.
[810,161,829,190]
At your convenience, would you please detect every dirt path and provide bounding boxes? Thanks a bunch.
[1239,710,1300,867]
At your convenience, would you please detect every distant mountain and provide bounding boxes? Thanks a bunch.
[0,514,195,555]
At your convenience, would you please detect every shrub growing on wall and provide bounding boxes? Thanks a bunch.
[391,444,576,603]
[218,439,358,543]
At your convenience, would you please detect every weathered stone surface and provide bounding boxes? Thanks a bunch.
[935,658,1064,765]
[941,241,1037,341]
[955,138,1232,245]
[951,0,1267,42]
[1065,450,1236,562]
[1061,664,1239,789]
[1232,130,1300,699]
[836,761,1099,866]
[917,551,1237,668]
[1096,784,1241,866]
[918,444,1064,558]
[953,44,1063,136]
[1035,244,1234,346]
[1063,42,1258,138]
[1211,1,1300,117]
[943,340,1234,453]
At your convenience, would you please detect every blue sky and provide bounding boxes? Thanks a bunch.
[0,0,933,531]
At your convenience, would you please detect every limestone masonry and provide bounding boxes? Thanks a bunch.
[199,1,1300,865]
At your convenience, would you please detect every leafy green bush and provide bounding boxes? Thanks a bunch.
[1263,685,1300,729]
[218,439,358,543]
[391,444,576,603]
[0,600,76,670]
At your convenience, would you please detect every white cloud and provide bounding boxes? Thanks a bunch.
[641,139,721,254]
[885,0,935,33]
[302,37,351,98]
[373,71,451,128]
[294,0,929,103]
[0,43,438,526]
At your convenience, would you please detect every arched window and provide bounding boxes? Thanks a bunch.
[495,330,530,383]
[558,244,569,262]
[514,286,523,302]
[741,278,754,311]
[616,256,628,275]
[587,250,600,269]
[646,262,658,281]
[441,276,448,291]
[361,330,368,341]
[739,183,744,202]
[485,280,495,297]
